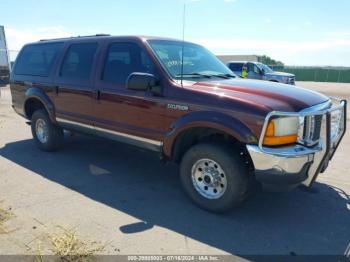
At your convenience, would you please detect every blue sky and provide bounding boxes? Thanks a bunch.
[1,0,350,66]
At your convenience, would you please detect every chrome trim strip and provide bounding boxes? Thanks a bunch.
[299,100,331,113]
[57,117,91,129]
[94,126,163,147]
[56,117,163,147]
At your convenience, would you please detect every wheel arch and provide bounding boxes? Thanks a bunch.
[24,87,56,122]
[163,111,258,163]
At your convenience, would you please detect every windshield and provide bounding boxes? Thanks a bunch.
[256,63,274,73]
[148,40,236,80]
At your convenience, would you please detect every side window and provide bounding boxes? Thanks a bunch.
[60,43,98,80]
[253,64,260,74]
[247,63,254,73]
[229,63,243,72]
[247,63,260,74]
[14,43,63,76]
[102,42,155,84]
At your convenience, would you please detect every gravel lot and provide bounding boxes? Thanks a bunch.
[0,82,349,257]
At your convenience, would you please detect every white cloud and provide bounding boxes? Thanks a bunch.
[324,30,350,39]
[264,18,272,24]
[190,0,237,2]
[5,26,72,59]
[192,37,350,66]
[195,38,350,53]
[304,21,312,27]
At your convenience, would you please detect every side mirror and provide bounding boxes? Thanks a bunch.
[261,68,265,75]
[126,73,162,96]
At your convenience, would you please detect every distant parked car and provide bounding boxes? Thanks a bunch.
[0,66,10,86]
[227,61,296,85]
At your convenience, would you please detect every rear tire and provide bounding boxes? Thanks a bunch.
[31,110,64,152]
[180,143,249,213]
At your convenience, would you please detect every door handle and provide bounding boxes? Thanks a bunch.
[95,90,101,100]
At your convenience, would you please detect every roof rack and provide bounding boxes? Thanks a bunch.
[40,34,111,41]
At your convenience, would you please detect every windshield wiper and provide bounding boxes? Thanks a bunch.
[176,73,236,79]
[176,73,212,78]
[211,73,236,79]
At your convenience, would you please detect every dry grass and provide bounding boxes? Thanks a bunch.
[47,226,105,262]
[0,201,13,234]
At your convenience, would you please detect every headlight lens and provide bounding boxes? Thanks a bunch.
[263,116,299,146]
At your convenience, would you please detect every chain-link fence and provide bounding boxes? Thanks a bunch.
[268,65,350,83]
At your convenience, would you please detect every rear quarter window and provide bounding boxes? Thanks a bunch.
[14,43,63,77]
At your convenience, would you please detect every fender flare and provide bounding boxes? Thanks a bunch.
[163,111,258,158]
[24,87,56,122]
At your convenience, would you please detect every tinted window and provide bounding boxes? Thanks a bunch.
[247,63,260,74]
[102,42,155,84]
[14,43,63,76]
[60,43,98,80]
[228,63,243,72]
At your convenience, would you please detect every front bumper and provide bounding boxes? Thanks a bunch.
[247,99,347,191]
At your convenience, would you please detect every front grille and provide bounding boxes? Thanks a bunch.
[289,77,295,85]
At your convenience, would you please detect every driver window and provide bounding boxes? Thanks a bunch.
[253,65,260,74]
[102,42,155,84]
[247,63,260,74]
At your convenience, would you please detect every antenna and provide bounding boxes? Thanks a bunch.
[180,4,186,87]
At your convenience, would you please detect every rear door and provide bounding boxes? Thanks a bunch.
[53,42,99,129]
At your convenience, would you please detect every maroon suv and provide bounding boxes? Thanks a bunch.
[10,35,347,212]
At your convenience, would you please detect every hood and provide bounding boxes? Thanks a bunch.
[265,71,295,77]
[187,78,329,112]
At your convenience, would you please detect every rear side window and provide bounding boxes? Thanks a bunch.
[102,42,155,84]
[228,63,243,72]
[14,43,63,77]
[60,43,98,80]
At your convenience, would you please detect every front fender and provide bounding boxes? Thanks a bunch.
[163,111,258,157]
[24,87,56,122]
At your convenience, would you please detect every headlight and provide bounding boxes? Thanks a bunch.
[282,76,289,82]
[263,116,299,146]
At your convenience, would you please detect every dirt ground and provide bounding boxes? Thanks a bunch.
[0,82,349,258]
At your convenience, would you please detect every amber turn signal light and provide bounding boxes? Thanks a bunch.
[263,120,298,146]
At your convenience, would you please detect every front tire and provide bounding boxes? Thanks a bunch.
[31,110,64,152]
[180,143,249,213]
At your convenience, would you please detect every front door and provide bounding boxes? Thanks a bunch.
[247,62,263,80]
[92,41,166,150]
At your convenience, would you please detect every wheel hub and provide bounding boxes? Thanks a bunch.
[203,174,212,184]
[191,158,227,199]
[35,118,49,144]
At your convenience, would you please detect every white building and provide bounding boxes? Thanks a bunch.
[216,55,259,64]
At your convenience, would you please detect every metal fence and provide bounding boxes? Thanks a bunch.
[268,66,350,83]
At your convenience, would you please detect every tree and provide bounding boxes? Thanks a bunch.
[259,55,284,66]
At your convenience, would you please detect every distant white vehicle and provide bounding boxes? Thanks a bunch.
[0,25,10,86]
